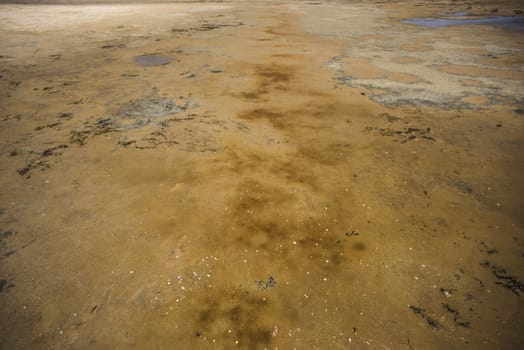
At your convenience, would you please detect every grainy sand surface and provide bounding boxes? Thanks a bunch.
[0,1,523,349]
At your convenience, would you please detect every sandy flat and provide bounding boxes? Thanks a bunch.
[0,1,523,349]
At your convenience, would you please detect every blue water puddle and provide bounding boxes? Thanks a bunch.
[402,15,524,30]
[441,11,470,17]
[134,55,171,67]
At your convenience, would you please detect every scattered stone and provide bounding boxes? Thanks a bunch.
[16,166,31,176]
[101,44,125,49]
[172,21,244,34]
[479,241,498,254]
[2,230,15,239]
[454,180,473,194]
[365,125,434,143]
[58,112,73,119]
[35,122,61,131]
[16,145,67,177]
[41,145,68,157]
[439,287,454,297]
[121,73,139,79]
[409,305,439,330]
[382,113,400,122]
[0,279,14,293]
[118,138,136,147]
[257,276,276,289]
[115,89,187,130]
[345,230,359,237]
[8,81,20,90]
[480,261,524,295]
[70,130,89,146]
[442,303,470,328]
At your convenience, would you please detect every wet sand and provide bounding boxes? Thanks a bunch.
[1,1,523,349]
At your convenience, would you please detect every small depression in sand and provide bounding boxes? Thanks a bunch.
[134,55,171,67]
[403,15,524,30]
[109,90,189,130]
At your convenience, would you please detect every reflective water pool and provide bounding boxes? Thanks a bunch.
[134,55,171,67]
[402,15,524,30]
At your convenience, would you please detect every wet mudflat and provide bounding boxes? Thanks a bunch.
[0,1,523,349]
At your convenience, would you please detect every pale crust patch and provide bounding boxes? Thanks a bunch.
[391,56,423,64]
[342,58,422,83]
[461,95,489,105]
[461,79,485,87]
[439,64,524,80]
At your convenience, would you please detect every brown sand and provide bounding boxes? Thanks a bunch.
[0,1,523,349]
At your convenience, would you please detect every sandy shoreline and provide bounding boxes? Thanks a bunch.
[1,1,523,349]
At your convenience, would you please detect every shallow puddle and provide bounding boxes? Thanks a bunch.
[402,15,524,30]
[134,55,171,67]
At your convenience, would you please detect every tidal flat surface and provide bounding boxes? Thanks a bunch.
[0,1,523,349]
